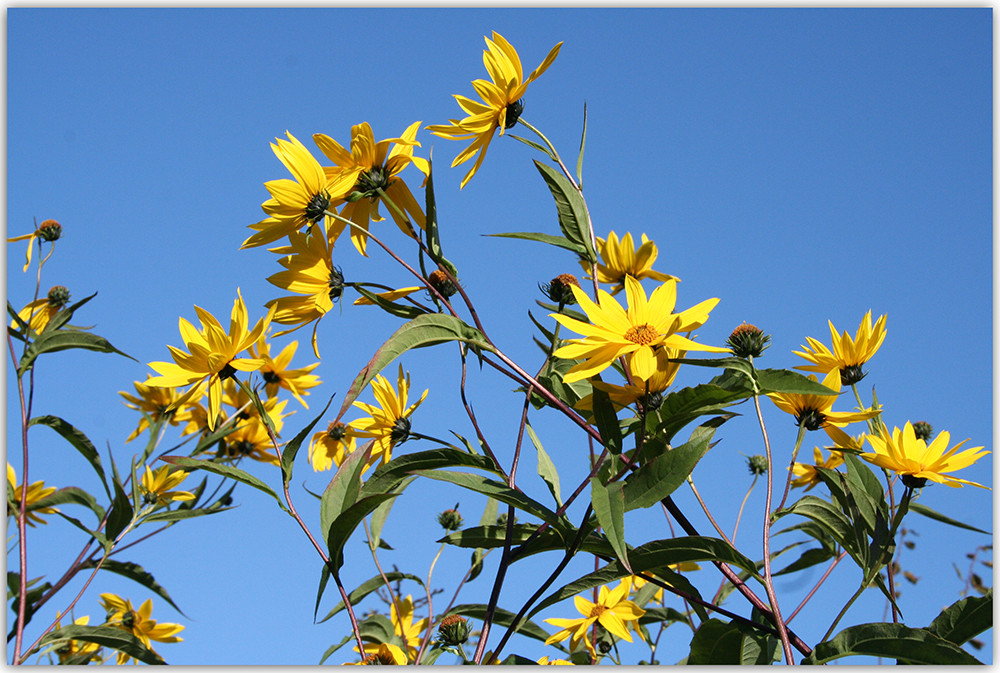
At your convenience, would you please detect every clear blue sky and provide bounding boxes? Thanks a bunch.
[7,8,993,665]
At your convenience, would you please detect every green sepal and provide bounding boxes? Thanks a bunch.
[443,604,562,650]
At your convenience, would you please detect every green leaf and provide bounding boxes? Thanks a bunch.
[412,470,571,537]
[317,571,425,624]
[318,633,354,664]
[754,368,839,396]
[281,395,335,485]
[30,486,104,518]
[28,415,109,498]
[687,619,745,664]
[774,495,859,561]
[590,478,630,573]
[36,624,166,665]
[486,231,587,256]
[653,382,748,443]
[141,505,234,524]
[527,422,561,507]
[326,494,399,574]
[576,101,587,185]
[439,524,613,560]
[352,285,426,320]
[926,589,992,647]
[104,471,134,545]
[79,559,184,616]
[623,420,717,511]
[335,314,494,423]
[803,623,982,665]
[590,388,622,455]
[909,501,990,534]
[360,448,502,498]
[533,160,596,262]
[774,547,835,576]
[162,456,288,513]
[444,603,560,648]
[507,133,557,161]
[369,476,412,551]
[320,443,373,547]
[19,329,135,376]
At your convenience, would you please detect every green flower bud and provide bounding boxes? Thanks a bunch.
[912,421,933,441]
[747,455,768,476]
[541,274,580,305]
[726,322,770,359]
[436,614,471,646]
[38,219,62,242]
[428,269,458,298]
[438,505,463,531]
[46,285,70,308]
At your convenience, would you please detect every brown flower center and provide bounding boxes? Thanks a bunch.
[624,324,658,345]
[589,604,608,619]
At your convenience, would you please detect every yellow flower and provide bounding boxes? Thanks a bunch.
[577,348,684,413]
[768,370,880,432]
[264,228,341,358]
[361,595,428,661]
[427,32,562,188]
[140,465,195,506]
[99,594,183,665]
[7,463,58,526]
[51,614,102,664]
[350,365,428,469]
[242,132,356,249]
[120,377,193,442]
[146,289,273,431]
[861,421,989,489]
[215,379,291,465]
[11,286,72,334]
[583,232,678,295]
[552,275,726,384]
[793,311,887,386]
[309,422,359,472]
[790,447,845,491]
[544,580,645,658]
[313,121,430,256]
[249,333,321,407]
[8,219,61,272]
[347,643,408,665]
[538,656,574,665]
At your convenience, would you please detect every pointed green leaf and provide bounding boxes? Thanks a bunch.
[317,571,425,624]
[754,368,840,396]
[624,420,718,511]
[104,471,134,545]
[590,478,630,573]
[369,476,413,550]
[926,589,992,646]
[576,101,587,186]
[162,455,288,513]
[28,415,109,498]
[590,388,622,455]
[909,501,990,534]
[352,285,426,320]
[36,624,166,665]
[281,394,335,485]
[653,382,748,443]
[687,619,745,664]
[79,559,184,616]
[359,448,502,498]
[20,329,135,376]
[335,314,494,423]
[486,231,587,255]
[533,160,596,262]
[318,633,354,664]
[320,443,373,546]
[527,422,561,507]
[508,133,556,161]
[803,623,981,664]
[327,494,399,574]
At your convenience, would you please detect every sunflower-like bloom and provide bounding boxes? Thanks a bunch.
[583,232,677,295]
[861,422,989,489]
[768,370,880,433]
[11,286,72,334]
[215,379,290,465]
[8,219,62,272]
[538,656,574,665]
[544,580,645,658]
[99,594,183,664]
[578,348,684,413]
[309,422,359,472]
[794,311,887,386]
[350,365,428,469]
[313,121,430,256]
[146,289,273,431]
[552,276,727,384]
[265,228,341,358]
[242,132,356,249]
[360,595,428,661]
[7,463,58,526]
[248,333,321,407]
[120,377,194,442]
[347,643,408,665]
[790,447,845,491]
[427,32,563,188]
[140,465,195,506]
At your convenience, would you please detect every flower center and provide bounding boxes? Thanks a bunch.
[327,422,348,441]
[354,166,393,199]
[329,266,345,301]
[504,99,524,129]
[589,604,608,619]
[304,191,330,224]
[796,408,827,432]
[390,416,412,444]
[262,370,281,384]
[624,324,659,345]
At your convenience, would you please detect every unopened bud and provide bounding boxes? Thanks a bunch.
[747,455,768,476]
[428,269,458,298]
[37,219,62,242]
[437,614,471,646]
[912,421,933,441]
[726,322,770,359]
[541,274,580,305]
[46,285,70,308]
[438,505,463,531]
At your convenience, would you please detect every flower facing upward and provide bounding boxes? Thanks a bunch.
[140,465,195,506]
[7,463,58,526]
[544,580,645,658]
[145,290,273,431]
[552,275,726,384]
[350,365,428,469]
[426,32,562,188]
[861,422,989,489]
[794,311,887,386]
[242,132,356,249]
[248,333,321,407]
[313,121,430,256]
[584,231,677,295]
[767,370,880,432]
[265,228,341,358]
[309,421,359,472]
[99,594,183,664]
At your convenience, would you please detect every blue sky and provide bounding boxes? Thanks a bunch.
[6,8,993,665]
